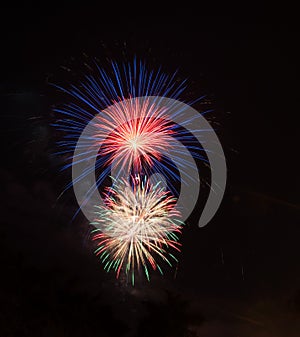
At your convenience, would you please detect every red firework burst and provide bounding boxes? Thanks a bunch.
[96,98,174,172]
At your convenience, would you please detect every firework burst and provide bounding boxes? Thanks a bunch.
[53,59,209,198]
[91,175,183,284]
[98,98,174,173]
[53,59,217,282]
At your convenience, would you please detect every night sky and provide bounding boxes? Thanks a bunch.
[1,5,299,337]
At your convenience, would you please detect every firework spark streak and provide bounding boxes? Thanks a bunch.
[91,176,183,284]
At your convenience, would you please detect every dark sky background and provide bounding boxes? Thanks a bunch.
[0,4,299,337]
